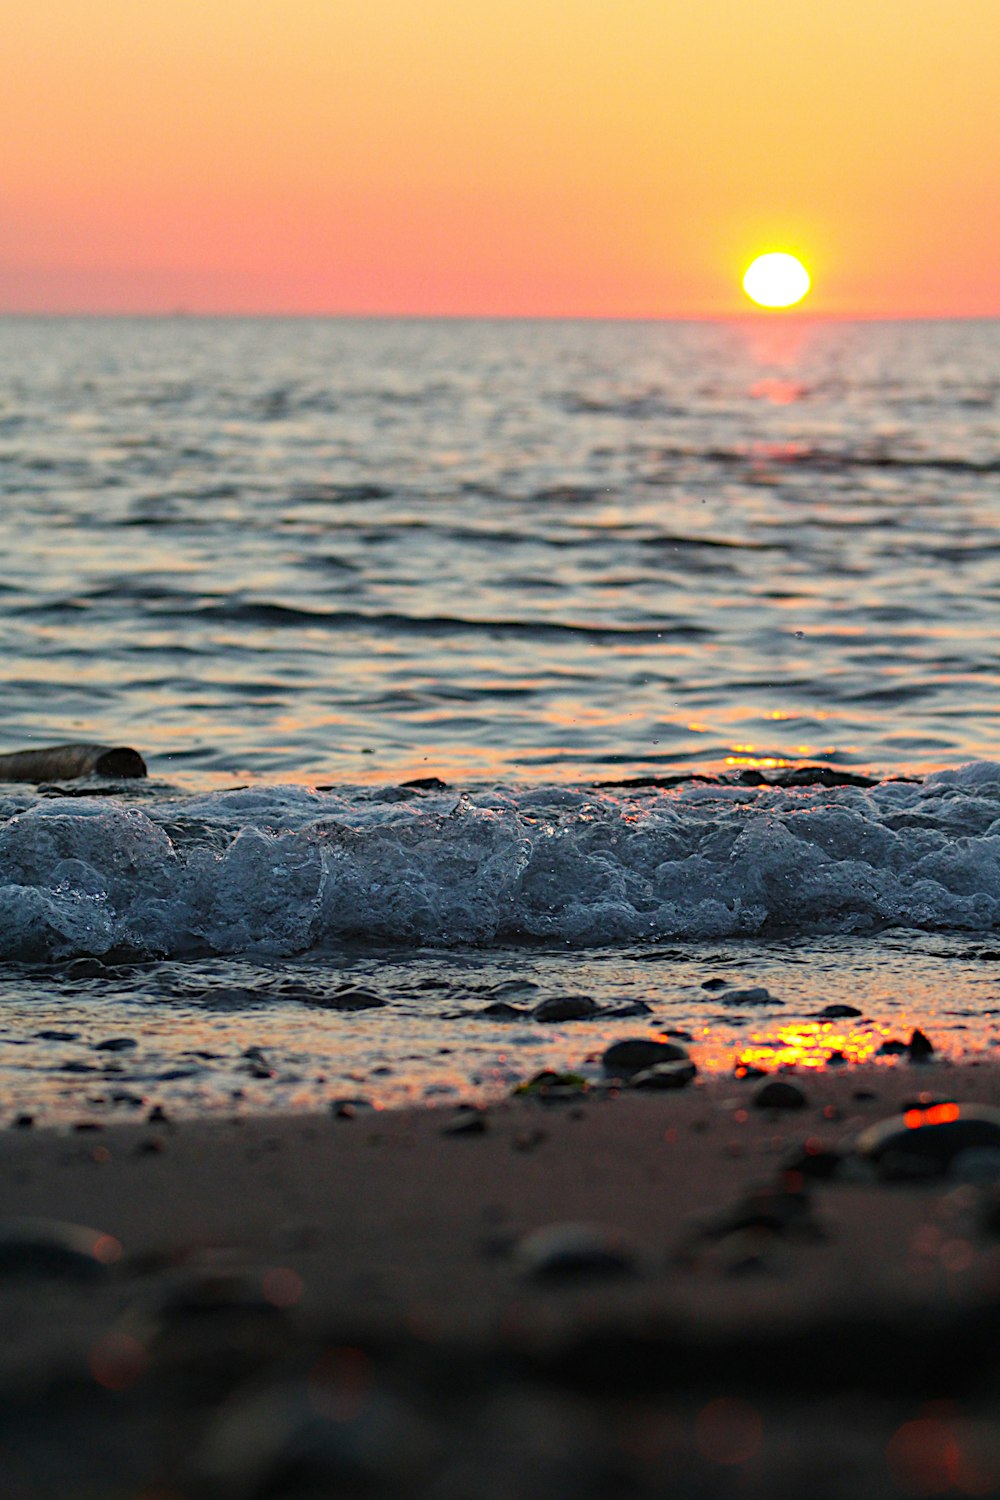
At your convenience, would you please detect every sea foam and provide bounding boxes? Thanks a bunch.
[2,766,1000,960]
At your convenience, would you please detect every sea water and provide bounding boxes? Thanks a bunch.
[1,315,999,1119]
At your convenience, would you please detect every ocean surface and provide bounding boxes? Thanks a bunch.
[1,315,999,1119]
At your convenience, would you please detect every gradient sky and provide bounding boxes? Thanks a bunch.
[3,0,998,317]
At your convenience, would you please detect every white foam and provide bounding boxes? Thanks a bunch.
[2,771,1000,959]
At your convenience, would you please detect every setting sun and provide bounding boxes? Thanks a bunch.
[742,253,812,309]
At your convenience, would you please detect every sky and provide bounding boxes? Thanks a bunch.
[2,0,999,317]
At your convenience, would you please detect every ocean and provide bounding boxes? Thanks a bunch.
[1,314,999,1119]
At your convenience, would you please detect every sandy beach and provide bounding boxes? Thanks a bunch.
[5,1060,1000,1497]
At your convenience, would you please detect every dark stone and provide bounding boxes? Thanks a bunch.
[877,1039,908,1056]
[400,776,449,791]
[63,958,110,980]
[721,987,782,1007]
[0,1217,119,1280]
[11,1114,34,1130]
[827,1050,848,1066]
[784,1140,843,1180]
[627,1059,697,1090]
[147,1105,170,1125]
[602,1038,689,1077]
[753,1079,808,1111]
[855,1104,1000,1179]
[313,986,386,1011]
[516,1222,644,1282]
[512,1071,588,1099]
[816,1003,863,1019]
[604,1000,653,1018]
[479,1001,530,1020]
[330,1097,372,1119]
[701,978,730,991]
[908,1028,935,1061]
[696,1182,820,1242]
[533,995,600,1023]
[735,1064,769,1080]
[35,1030,79,1042]
[93,1037,138,1052]
[442,1109,488,1136]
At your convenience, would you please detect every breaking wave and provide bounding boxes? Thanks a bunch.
[3,764,1000,960]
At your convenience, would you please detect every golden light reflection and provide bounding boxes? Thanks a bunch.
[695,1020,937,1076]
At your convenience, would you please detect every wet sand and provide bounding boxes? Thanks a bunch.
[4,1064,1000,1497]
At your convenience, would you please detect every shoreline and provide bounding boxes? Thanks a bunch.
[6,1063,1000,1495]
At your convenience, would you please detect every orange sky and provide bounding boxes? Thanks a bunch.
[3,0,998,317]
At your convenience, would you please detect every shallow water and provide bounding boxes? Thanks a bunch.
[1,316,999,1118]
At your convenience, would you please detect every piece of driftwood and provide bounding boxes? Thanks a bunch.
[0,745,147,782]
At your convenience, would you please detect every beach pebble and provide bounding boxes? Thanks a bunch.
[752,1079,807,1111]
[783,1139,843,1180]
[877,1038,908,1056]
[0,1217,120,1280]
[532,995,600,1023]
[855,1104,1000,1179]
[627,1059,697,1091]
[816,1003,862,1019]
[695,1182,820,1243]
[35,1029,79,1042]
[93,1037,138,1052]
[604,1000,653,1018]
[720,987,781,1007]
[908,1028,935,1061]
[512,1070,588,1100]
[701,977,731,991]
[442,1108,488,1136]
[478,1001,530,1020]
[515,1222,646,1282]
[602,1038,689,1077]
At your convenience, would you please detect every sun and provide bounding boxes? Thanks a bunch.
[742,252,811,309]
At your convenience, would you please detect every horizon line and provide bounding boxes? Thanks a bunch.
[2,309,999,324]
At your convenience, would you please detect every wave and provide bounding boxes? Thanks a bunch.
[3,765,1000,960]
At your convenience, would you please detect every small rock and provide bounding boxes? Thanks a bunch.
[701,978,730,991]
[908,1028,935,1061]
[532,995,600,1023]
[628,1060,698,1091]
[783,1139,843,1180]
[827,1050,848,1066]
[479,1001,530,1020]
[604,1000,653,1018]
[0,1218,120,1280]
[515,1222,645,1282]
[35,1030,79,1042]
[512,1071,588,1099]
[330,1097,371,1119]
[721,987,781,1007]
[877,1038,908,1056]
[753,1080,807,1111]
[602,1038,689,1078]
[11,1114,34,1130]
[442,1108,488,1136]
[692,1182,821,1244]
[816,1003,862,1019]
[147,1105,170,1126]
[855,1103,1000,1179]
[93,1037,138,1052]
